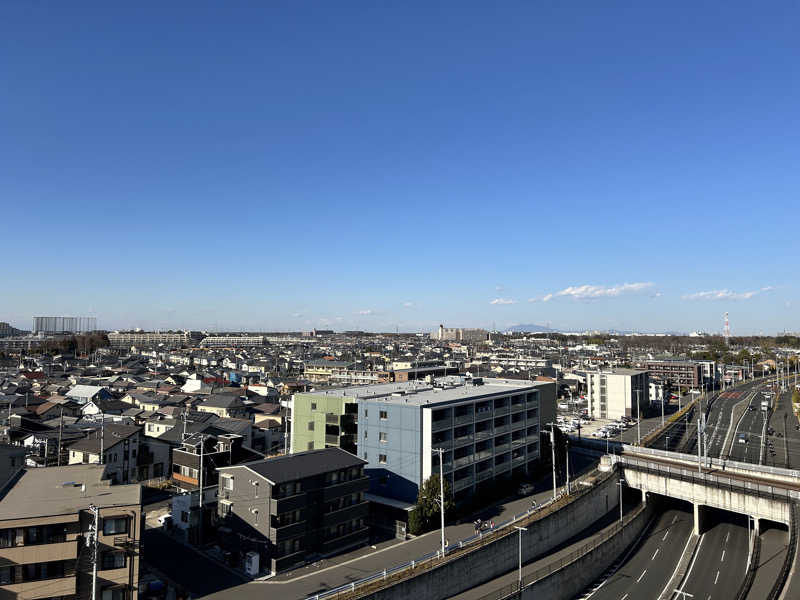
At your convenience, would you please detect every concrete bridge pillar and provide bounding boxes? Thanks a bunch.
[641,489,647,504]
[693,503,703,535]
[753,517,760,534]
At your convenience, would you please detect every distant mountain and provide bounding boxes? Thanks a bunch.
[507,324,556,333]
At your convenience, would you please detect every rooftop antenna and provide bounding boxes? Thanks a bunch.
[723,312,731,346]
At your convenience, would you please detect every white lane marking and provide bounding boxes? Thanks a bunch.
[672,515,678,524]
[725,532,730,544]
[621,595,628,600]
[675,534,706,599]
[652,548,659,561]
[721,550,726,562]
[637,569,647,583]
[715,570,720,584]
[663,530,670,541]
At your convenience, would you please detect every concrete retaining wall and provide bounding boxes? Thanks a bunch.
[362,472,621,600]
[522,502,654,600]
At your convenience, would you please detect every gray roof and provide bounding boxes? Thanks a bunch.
[303,376,546,407]
[67,424,140,454]
[222,447,365,485]
[202,394,243,409]
[0,465,140,520]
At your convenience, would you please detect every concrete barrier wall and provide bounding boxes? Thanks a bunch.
[362,472,621,600]
[522,502,654,600]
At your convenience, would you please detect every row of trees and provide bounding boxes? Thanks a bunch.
[36,333,109,356]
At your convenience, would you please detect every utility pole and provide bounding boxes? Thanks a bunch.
[198,435,205,546]
[57,406,64,467]
[513,525,527,589]
[565,439,570,495]
[88,503,99,600]
[99,413,105,465]
[549,423,557,500]
[697,415,703,473]
[434,447,446,557]
[617,478,625,524]
[635,389,641,446]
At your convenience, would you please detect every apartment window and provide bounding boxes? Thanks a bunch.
[101,551,126,570]
[379,432,387,443]
[101,587,127,600]
[0,566,10,584]
[364,409,368,418]
[379,410,388,420]
[363,430,367,439]
[219,500,232,517]
[0,529,16,548]
[379,454,387,464]
[102,517,129,536]
[307,442,314,450]
[308,421,314,431]
[222,475,234,490]
[311,403,317,410]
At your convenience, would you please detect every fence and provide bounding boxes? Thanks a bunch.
[306,468,612,600]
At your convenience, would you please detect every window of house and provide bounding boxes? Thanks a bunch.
[379,432,387,443]
[102,517,129,536]
[223,475,234,490]
[101,552,126,570]
[307,441,314,450]
[0,566,11,584]
[364,409,368,418]
[219,501,231,517]
[363,430,367,439]
[379,454,387,464]
[101,587,126,600]
[311,403,317,410]
[181,511,189,523]
[379,410,387,420]
[0,529,15,548]
[308,421,314,431]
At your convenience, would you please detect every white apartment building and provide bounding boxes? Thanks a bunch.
[586,369,649,420]
[108,331,190,348]
[200,336,265,347]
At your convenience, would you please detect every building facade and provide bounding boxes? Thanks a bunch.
[107,332,190,349]
[586,369,650,420]
[645,360,702,389]
[216,448,369,574]
[33,317,97,334]
[0,465,141,600]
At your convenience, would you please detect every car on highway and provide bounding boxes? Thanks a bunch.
[738,433,747,444]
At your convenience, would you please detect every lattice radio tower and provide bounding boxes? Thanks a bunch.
[723,312,731,345]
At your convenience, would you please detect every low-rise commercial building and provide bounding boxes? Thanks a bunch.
[645,360,702,389]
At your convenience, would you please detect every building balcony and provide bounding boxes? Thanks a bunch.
[493,406,510,416]
[474,430,493,441]
[453,455,473,468]
[475,410,493,422]
[325,414,340,425]
[325,434,340,445]
[454,414,474,426]
[321,476,369,501]
[322,501,369,526]
[432,419,452,432]
[511,419,525,430]
[270,493,307,514]
[512,455,526,467]
[494,443,510,454]
[494,461,511,474]
[510,403,525,413]
[453,478,473,492]
[526,399,538,409]
[474,449,492,461]
[0,540,77,564]
[494,424,510,435]
[270,520,307,542]
[431,439,453,451]
[475,469,493,482]
[453,435,474,448]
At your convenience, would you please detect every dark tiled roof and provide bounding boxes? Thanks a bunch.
[67,424,140,454]
[231,447,365,485]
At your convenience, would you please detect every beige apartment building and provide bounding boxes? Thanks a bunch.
[0,465,142,600]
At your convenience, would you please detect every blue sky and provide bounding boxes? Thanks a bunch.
[2,2,798,334]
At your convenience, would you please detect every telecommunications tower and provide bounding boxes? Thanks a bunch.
[723,312,731,345]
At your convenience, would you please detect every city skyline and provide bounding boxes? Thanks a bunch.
[3,3,798,334]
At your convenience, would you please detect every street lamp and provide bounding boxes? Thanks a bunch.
[513,526,527,589]
[666,435,670,451]
[616,478,625,524]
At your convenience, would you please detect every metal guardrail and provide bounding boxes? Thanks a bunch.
[611,455,800,502]
[766,501,799,600]
[306,468,611,600]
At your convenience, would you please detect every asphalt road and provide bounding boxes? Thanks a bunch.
[746,523,790,600]
[727,387,768,464]
[766,388,800,470]
[676,511,749,600]
[587,504,693,600]
[198,454,598,600]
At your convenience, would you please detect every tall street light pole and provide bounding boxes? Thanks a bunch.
[617,478,625,524]
[434,447,446,558]
[514,526,527,589]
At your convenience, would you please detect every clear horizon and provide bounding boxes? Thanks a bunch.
[3,3,798,335]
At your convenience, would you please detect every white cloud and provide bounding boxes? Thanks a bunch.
[682,287,773,301]
[357,309,375,315]
[291,312,304,318]
[530,282,655,302]
[490,298,517,305]
[402,301,414,308]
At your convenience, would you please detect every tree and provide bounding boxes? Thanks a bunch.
[411,474,454,535]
